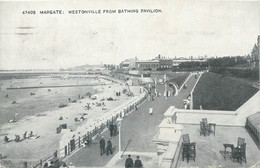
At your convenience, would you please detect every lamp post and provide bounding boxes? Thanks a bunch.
[117,117,122,159]
[164,83,167,98]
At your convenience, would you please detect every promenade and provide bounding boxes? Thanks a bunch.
[64,74,199,167]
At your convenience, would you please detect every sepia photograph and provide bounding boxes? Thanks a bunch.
[0,0,259,168]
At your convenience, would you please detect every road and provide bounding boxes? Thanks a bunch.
[64,74,198,167]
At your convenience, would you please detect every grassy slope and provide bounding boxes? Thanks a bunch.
[193,72,259,111]
[168,73,190,88]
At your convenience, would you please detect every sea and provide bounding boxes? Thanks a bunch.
[0,72,101,127]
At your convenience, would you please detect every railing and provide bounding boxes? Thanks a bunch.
[31,86,148,168]
[168,73,191,90]
[168,73,192,96]
[190,72,203,109]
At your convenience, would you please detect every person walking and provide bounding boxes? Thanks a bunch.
[106,138,113,155]
[113,123,118,136]
[149,108,153,115]
[125,154,133,168]
[99,136,106,156]
[109,123,114,137]
[134,156,143,168]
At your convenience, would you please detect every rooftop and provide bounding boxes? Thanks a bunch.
[248,112,260,132]
[177,125,260,168]
[135,60,160,63]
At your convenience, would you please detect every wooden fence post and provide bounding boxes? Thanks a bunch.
[68,143,70,155]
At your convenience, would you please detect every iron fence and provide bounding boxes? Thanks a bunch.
[30,87,148,168]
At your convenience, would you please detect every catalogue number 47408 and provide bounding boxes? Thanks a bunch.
[22,10,36,14]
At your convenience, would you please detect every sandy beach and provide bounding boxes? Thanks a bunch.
[0,74,141,167]
[0,75,104,127]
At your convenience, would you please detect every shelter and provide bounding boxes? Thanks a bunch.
[246,112,260,145]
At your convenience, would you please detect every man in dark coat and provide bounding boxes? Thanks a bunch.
[134,156,143,168]
[4,136,9,143]
[125,154,133,168]
[109,123,114,137]
[99,136,106,156]
[106,138,113,155]
[113,124,118,136]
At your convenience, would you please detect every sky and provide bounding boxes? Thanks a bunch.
[0,0,259,70]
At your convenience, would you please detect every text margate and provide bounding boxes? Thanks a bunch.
[39,10,64,14]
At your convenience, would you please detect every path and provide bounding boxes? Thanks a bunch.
[64,74,199,167]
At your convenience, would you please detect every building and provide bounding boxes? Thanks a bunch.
[251,35,260,69]
[135,55,173,70]
[135,55,207,70]
[159,59,173,69]
[135,60,160,70]
[119,58,137,70]
[172,58,208,67]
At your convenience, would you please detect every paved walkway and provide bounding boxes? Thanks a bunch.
[64,74,198,167]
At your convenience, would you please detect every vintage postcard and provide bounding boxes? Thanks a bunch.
[0,0,259,168]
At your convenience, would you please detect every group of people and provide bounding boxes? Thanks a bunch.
[99,138,143,167]
[23,131,38,139]
[115,92,121,96]
[3,131,39,143]
[86,92,92,98]
[99,136,113,156]
[125,154,143,168]
[4,134,21,143]
[43,161,74,168]
[83,135,93,147]
[109,123,118,137]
